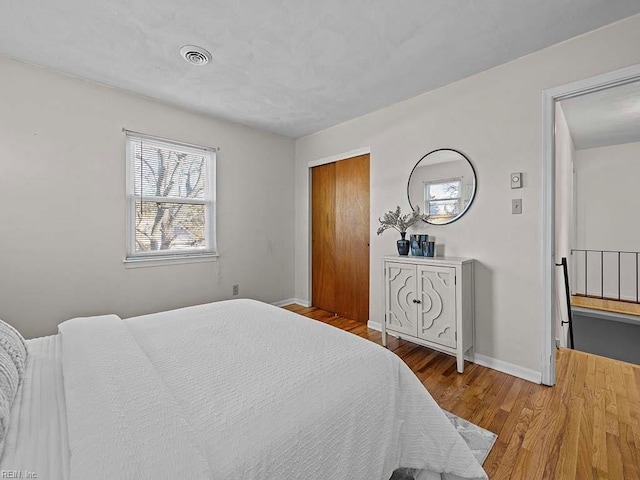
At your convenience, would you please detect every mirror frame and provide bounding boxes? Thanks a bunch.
[407,148,477,225]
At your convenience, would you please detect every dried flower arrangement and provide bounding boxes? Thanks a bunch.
[376,206,425,236]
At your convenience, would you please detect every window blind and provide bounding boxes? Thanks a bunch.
[125,132,216,259]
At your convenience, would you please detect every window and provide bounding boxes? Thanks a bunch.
[424,178,462,222]
[125,132,217,265]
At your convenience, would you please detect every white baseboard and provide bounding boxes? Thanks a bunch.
[367,320,382,332]
[471,353,542,384]
[367,320,541,384]
[272,298,311,307]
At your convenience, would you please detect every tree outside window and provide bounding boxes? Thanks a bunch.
[125,133,216,263]
[424,179,462,222]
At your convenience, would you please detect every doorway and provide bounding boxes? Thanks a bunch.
[542,63,640,385]
[311,154,370,322]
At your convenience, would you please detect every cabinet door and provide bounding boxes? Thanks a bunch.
[417,265,456,348]
[385,263,417,336]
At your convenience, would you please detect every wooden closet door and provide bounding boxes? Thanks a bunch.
[335,155,370,322]
[311,154,369,322]
[311,162,336,312]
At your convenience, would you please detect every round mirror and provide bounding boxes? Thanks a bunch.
[407,148,476,225]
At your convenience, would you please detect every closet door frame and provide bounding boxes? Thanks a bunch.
[308,147,371,316]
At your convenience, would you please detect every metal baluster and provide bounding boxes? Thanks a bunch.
[601,250,604,299]
[618,251,621,301]
[571,250,575,296]
[585,250,588,297]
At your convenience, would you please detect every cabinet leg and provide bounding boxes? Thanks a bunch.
[382,330,387,348]
[457,355,464,373]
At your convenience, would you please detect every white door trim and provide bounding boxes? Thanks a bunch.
[307,147,371,168]
[541,63,640,386]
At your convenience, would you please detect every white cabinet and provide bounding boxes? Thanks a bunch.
[382,255,474,373]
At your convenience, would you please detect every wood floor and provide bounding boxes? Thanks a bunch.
[572,295,640,317]
[283,304,640,480]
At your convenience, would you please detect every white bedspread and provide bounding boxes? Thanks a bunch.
[59,299,487,480]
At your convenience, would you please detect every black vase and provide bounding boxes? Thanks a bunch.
[397,232,410,256]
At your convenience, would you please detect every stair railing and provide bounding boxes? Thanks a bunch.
[556,257,575,349]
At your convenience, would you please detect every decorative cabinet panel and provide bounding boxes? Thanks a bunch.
[383,256,474,373]
[385,263,417,336]
[418,265,456,348]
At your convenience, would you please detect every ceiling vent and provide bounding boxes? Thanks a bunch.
[180,45,212,66]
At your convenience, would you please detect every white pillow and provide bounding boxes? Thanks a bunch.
[0,319,27,453]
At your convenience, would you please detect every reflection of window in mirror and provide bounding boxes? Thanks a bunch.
[408,148,476,225]
[424,177,462,221]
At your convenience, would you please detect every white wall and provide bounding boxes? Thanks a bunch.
[575,141,640,251]
[294,14,640,374]
[0,55,296,338]
[554,103,575,347]
[573,141,640,300]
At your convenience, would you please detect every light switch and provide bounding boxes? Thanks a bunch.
[512,198,522,214]
[511,173,522,189]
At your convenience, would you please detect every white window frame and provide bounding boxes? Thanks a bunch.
[124,131,218,267]
[424,177,463,221]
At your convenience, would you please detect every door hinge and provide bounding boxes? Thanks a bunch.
[455,332,457,341]
[454,275,457,285]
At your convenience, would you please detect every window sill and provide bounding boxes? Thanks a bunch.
[124,253,219,268]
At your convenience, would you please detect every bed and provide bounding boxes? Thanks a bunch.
[0,299,487,480]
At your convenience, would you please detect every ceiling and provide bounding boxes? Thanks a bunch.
[560,80,640,150]
[1,1,640,138]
